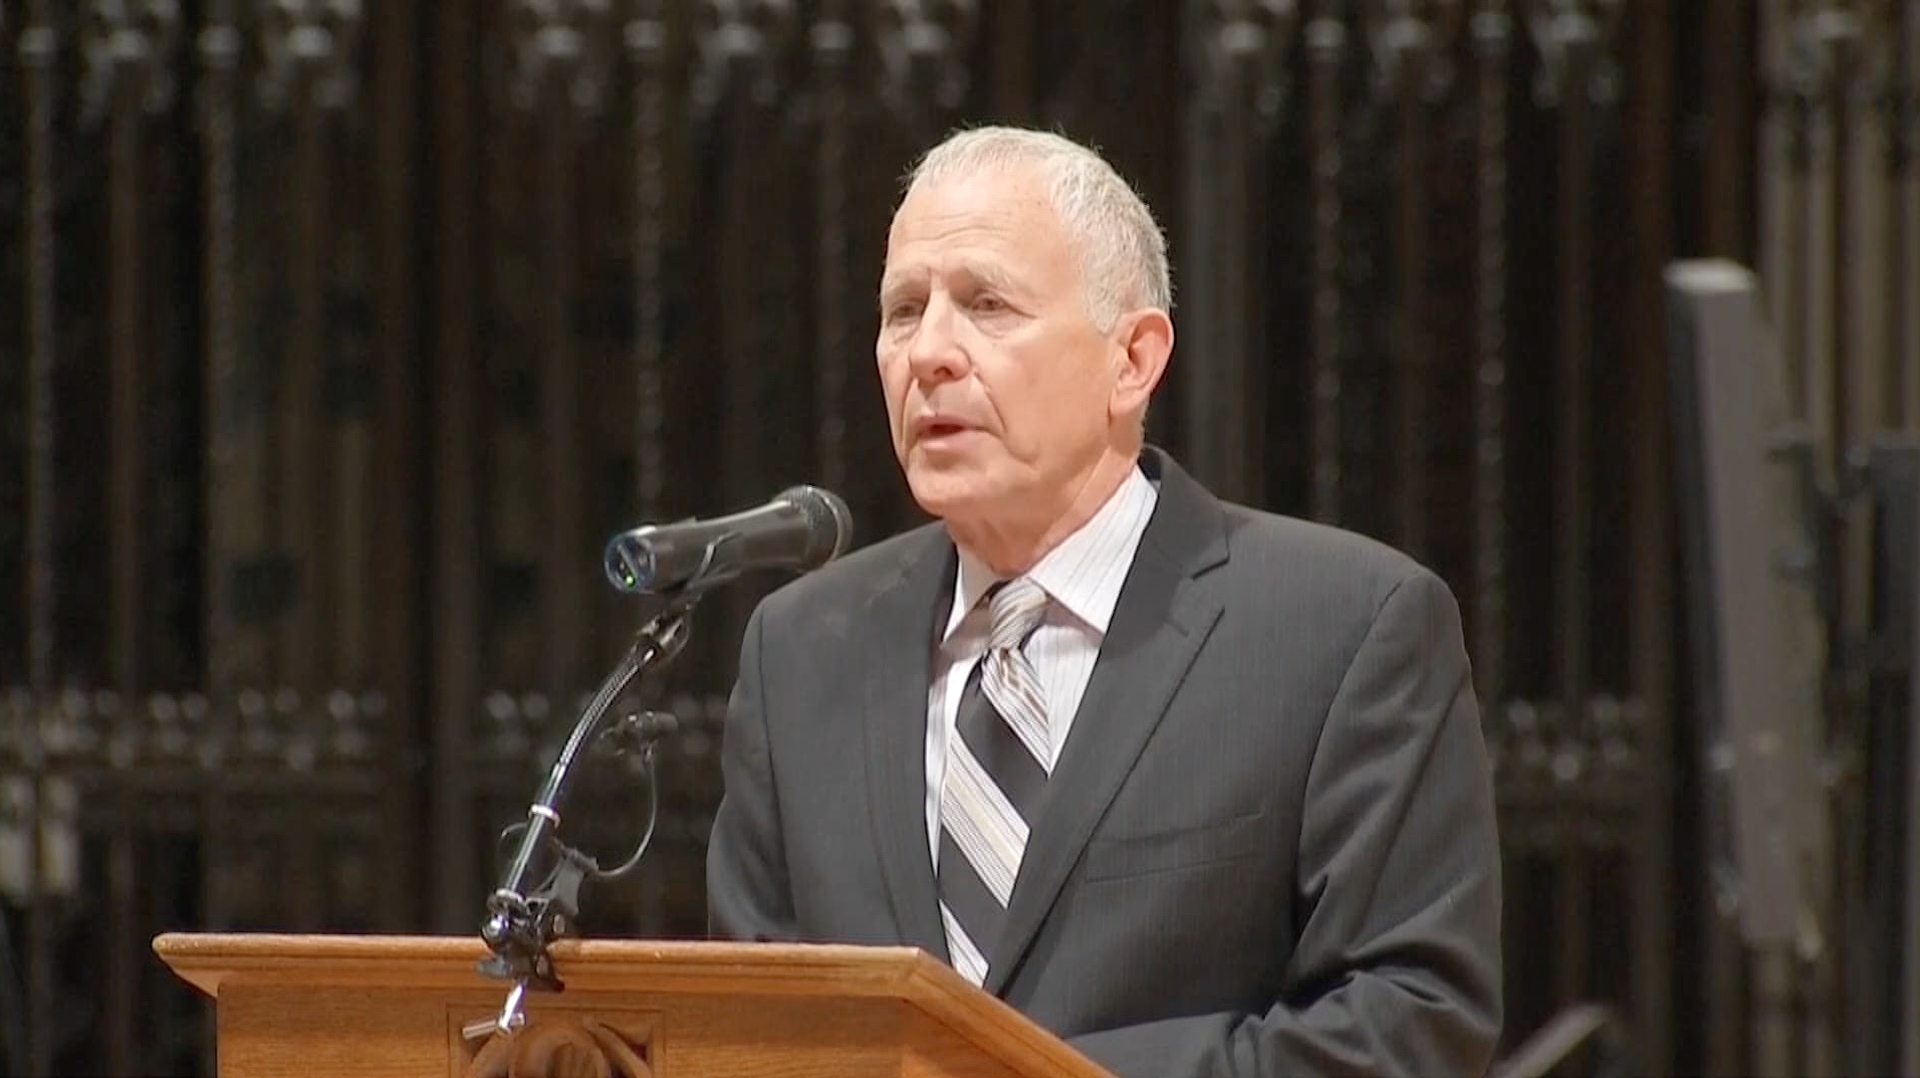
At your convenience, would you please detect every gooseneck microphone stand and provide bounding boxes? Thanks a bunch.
[472,583,703,1039]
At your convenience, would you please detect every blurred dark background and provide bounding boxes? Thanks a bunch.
[1,1,1915,1076]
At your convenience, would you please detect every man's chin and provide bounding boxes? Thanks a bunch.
[903,467,992,522]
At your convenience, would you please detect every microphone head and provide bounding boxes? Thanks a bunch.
[602,484,855,596]
[780,484,854,568]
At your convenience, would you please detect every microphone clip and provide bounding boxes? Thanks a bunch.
[475,588,700,1035]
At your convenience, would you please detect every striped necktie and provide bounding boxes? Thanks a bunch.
[936,577,1052,985]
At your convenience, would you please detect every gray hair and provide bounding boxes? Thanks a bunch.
[902,126,1173,331]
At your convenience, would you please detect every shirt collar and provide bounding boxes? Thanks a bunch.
[942,465,1159,642]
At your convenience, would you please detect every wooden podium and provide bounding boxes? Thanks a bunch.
[153,933,1117,1078]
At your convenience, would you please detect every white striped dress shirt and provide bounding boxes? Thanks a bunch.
[923,466,1160,863]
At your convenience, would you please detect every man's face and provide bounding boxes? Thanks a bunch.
[875,167,1121,527]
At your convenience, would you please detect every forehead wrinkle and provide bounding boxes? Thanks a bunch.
[879,250,1033,304]
[879,174,1077,308]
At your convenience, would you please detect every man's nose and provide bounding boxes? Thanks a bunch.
[906,298,970,382]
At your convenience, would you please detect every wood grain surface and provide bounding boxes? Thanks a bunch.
[153,933,1115,1078]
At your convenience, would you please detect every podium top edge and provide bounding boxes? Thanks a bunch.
[152,932,939,995]
[152,931,924,962]
[151,932,1116,1077]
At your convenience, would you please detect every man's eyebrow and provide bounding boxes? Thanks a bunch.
[876,260,1028,303]
[966,262,1025,295]
[877,272,919,305]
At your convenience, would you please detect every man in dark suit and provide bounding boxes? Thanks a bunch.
[705,125,1502,1078]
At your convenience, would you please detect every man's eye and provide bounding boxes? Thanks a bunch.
[972,294,1006,312]
[885,302,922,323]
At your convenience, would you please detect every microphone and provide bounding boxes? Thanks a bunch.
[604,485,853,595]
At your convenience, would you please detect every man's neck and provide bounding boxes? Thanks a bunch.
[947,448,1138,577]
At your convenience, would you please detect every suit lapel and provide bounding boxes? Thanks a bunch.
[861,527,956,960]
[985,452,1229,994]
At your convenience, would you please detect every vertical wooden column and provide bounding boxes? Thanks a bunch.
[1469,0,1510,719]
[989,0,1035,122]
[631,3,671,528]
[195,34,245,1061]
[1527,0,1616,1013]
[1180,0,1296,508]
[1896,15,1920,1078]
[429,0,483,933]
[1306,4,1346,522]
[372,0,428,934]
[1626,0,1676,1068]
[1702,0,1754,260]
[1374,4,1450,562]
[535,25,586,725]
[811,1,855,498]
[18,9,59,1074]
[92,6,186,1068]
[624,1,676,928]
[700,0,805,659]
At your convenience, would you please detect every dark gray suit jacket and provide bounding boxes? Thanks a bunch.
[706,447,1503,1077]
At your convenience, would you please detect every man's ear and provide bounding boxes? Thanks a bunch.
[1110,308,1174,421]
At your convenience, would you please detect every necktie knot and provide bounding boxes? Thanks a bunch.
[986,577,1048,652]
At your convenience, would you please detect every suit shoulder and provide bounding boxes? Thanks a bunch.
[750,519,945,625]
[1214,503,1451,609]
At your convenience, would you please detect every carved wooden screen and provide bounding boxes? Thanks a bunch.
[0,2,1735,1075]
[0,2,427,1074]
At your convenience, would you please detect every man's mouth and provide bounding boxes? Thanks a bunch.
[915,416,976,441]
